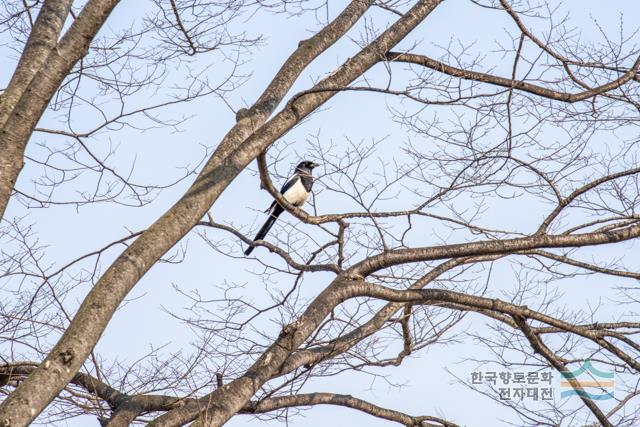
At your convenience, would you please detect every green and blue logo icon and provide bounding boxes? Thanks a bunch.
[560,360,614,400]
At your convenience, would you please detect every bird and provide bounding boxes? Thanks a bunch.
[244,160,319,256]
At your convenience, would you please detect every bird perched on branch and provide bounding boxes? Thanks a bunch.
[244,160,319,256]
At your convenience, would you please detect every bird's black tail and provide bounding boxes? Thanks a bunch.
[244,204,284,255]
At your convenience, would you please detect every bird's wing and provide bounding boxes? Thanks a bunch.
[281,175,310,206]
[264,175,300,214]
[279,174,300,194]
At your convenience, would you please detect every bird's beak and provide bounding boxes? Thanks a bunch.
[310,162,320,169]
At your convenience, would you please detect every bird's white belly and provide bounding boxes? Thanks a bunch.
[283,179,309,206]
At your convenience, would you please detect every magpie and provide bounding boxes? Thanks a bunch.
[244,160,319,256]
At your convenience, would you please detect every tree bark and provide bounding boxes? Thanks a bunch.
[0,1,375,425]
[0,0,120,220]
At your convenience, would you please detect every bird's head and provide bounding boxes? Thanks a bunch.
[295,161,320,174]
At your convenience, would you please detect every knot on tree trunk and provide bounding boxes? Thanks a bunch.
[58,350,74,366]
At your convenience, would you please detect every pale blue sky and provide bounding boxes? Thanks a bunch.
[2,0,639,426]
